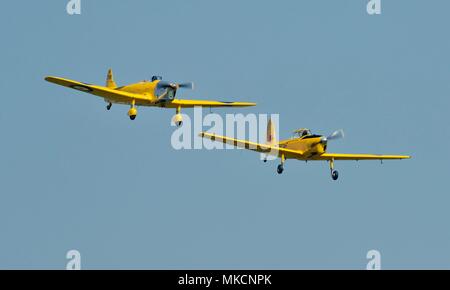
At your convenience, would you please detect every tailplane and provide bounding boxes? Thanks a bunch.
[106,69,117,88]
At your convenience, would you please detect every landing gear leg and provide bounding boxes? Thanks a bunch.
[330,158,339,180]
[277,154,285,174]
[106,102,112,110]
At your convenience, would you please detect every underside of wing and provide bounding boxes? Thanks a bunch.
[315,153,411,161]
[199,132,302,159]
[45,76,150,105]
[167,99,256,108]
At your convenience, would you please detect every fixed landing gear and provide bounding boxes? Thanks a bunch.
[276,154,286,174]
[106,102,112,110]
[172,114,183,127]
[277,164,284,174]
[331,170,339,180]
[329,159,339,181]
[172,106,183,127]
[175,119,183,127]
[128,100,137,120]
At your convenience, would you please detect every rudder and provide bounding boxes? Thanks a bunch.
[106,69,117,88]
[266,117,276,146]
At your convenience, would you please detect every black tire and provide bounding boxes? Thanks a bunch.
[277,164,284,174]
[332,170,339,180]
[176,121,183,127]
[130,115,136,120]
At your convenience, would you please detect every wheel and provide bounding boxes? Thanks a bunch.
[106,103,112,110]
[173,114,183,127]
[331,170,339,180]
[263,159,267,163]
[128,107,138,120]
[277,164,284,174]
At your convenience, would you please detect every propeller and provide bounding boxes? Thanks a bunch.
[321,129,345,143]
[158,81,194,90]
[178,82,194,90]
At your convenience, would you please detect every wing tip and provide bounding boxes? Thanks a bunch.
[396,155,411,159]
[45,76,63,83]
[223,101,256,107]
[217,101,256,107]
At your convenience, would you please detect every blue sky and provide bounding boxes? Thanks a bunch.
[0,0,449,269]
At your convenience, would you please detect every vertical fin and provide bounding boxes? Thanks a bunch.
[106,68,117,88]
[266,117,276,146]
[261,117,278,162]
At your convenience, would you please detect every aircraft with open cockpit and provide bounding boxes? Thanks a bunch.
[45,69,255,126]
[200,119,411,180]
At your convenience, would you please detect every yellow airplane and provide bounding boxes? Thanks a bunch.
[45,69,255,125]
[200,119,411,180]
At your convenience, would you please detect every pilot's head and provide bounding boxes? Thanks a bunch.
[151,76,162,82]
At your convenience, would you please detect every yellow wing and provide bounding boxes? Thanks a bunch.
[167,99,256,108]
[314,153,411,161]
[200,132,411,161]
[199,132,303,159]
[45,76,151,105]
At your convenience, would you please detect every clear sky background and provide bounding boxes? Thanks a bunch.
[0,0,449,269]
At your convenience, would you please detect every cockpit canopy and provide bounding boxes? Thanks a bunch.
[151,76,162,82]
[293,128,311,138]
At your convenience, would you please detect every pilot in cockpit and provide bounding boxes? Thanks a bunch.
[152,76,162,82]
[293,128,311,138]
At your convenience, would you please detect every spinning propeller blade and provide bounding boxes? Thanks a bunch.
[327,129,345,141]
[178,82,194,90]
[158,81,194,90]
[322,129,345,143]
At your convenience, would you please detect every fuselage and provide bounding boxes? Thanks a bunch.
[279,135,327,159]
[113,80,160,104]
[108,79,179,107]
